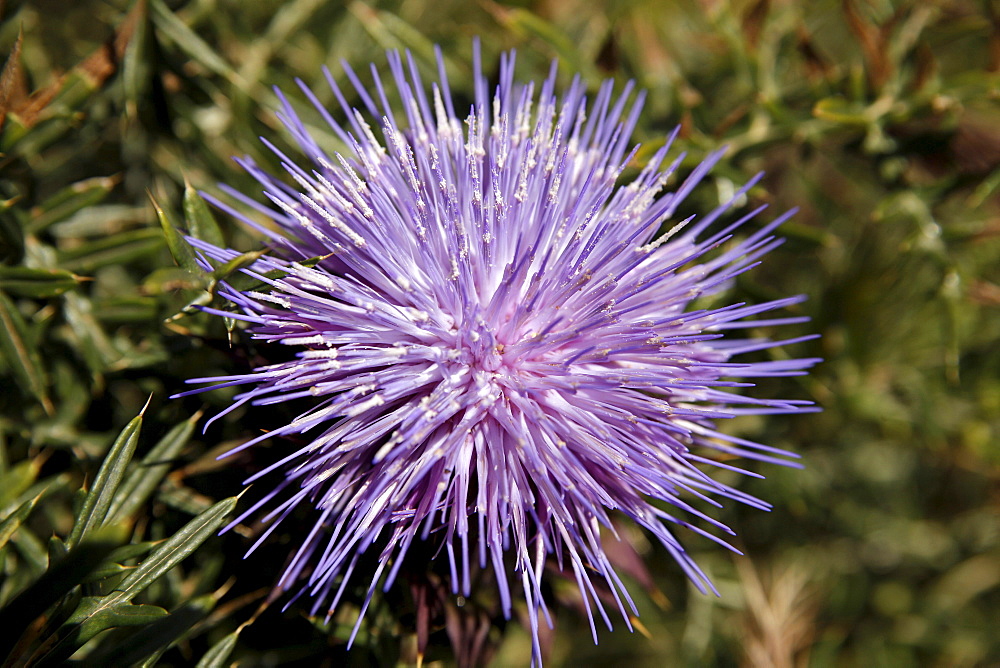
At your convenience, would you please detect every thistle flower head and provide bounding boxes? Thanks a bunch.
[178,43,818,663]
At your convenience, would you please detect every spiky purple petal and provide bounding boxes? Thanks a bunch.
[178,42,818,664]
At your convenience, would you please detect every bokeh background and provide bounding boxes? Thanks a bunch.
[1,0,997,666]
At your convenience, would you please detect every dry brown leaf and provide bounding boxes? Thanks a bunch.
[0,28,27,130]
[3,1,145,130]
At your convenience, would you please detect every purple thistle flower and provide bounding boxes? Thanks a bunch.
[178,43,818,663]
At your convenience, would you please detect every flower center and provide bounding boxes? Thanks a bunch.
[481,342,505,372]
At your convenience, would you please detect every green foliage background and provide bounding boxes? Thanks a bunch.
[1,0,997,665]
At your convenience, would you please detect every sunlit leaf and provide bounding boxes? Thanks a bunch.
[184,181,225,249]
[152,194,200,274]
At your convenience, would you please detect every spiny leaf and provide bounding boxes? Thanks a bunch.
[65,410,144,550]
[113,496,237,602]
[223,252,328,293]
[813,97,870,126]
[0,1,143,151]
[106,540,161,564]
[80,561,132,584]
[108,411,200,522]
[151,193,200,274]
[90,296,159,324]
[23,498,235,665]
[77,595,216,668]
[0,201,24,263]
[0,525,127,663]
[8,523,48,583]
[184,180,225,248]
[65,599,169,646]
[209,249,267,283]
[31,600,168,667]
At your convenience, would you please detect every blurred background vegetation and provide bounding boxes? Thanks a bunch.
[1,0,997,665]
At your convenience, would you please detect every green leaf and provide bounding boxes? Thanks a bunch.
[62,291,124,374]
[184,180,225,248]
[49,204,147,238]
[142,267,207,296]
[0,525,127,662]
[812,97,870,125]
[80,561,131,584]
[106,540,160,564]
[209,249,267,283]
[66,411,144,550]
[9,523,49,584]
[20,499,234,665]
[108,412,200,522]
[27,176,121,234]
[31,600,168,667]
[65,598,168,645]
[113,496,237,602]
[157,477,215,515]
[0,493,41,552]
[57,227,165,273]
[149,0,245,87]
[90,296,159,325]
[0,266,81,298]
[195,629,241,668]
[77,595,215,668]
[224,253,328,293]
[0,290,52,414]
[122,0,152,119]
[347,2,462,82]
[0,459,39,509]
[487,5,597,83]
[152,194,200,274]
[0,205,24,263]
